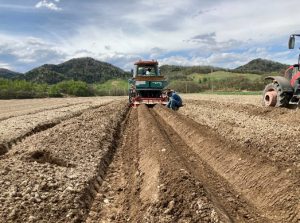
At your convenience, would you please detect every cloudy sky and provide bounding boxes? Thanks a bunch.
[0,0,299,72]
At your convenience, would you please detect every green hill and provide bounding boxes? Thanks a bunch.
[93,79,128,96]
[166,70,265,93]
[234,58,289,74]
[190,71,261,82]
[22,57,129,84]
[0,57,290,95]
[159,64,224,81]
[0,68,23,79]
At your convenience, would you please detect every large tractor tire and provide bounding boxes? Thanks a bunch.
[262,83,291,107]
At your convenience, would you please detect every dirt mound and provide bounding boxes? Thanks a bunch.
[0,99,115,156]
[181,99,300,171]
[0,100,128,222]
[155,105,299,222]
[87,106,224,223]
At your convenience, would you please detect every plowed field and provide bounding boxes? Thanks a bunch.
[0,95,299,223]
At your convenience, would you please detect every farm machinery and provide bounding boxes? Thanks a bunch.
[263,34,300,107]
[128,60,168,107]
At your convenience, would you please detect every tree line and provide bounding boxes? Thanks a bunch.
[0,74,266,99]
[168,76,265,93]
[0,79,129,99]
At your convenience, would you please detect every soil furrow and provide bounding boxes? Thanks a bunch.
[0,100,128,222]
[0,97,119,121]
[150,108,266,222]
[0,101,113,156]
[1,95,299,222]
[86,105,227,222]
[180,99,300,172]
[86,109,141,222]
[0,102,88,122]
[184,98,300,127]
[135,105,224,222]
[155,105,300,223]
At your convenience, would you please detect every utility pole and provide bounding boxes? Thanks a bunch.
[211,68,214,92]
[185,82,188,93]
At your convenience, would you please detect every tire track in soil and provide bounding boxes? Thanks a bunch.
[155,105,299,223]
[181,99,300,173]
[87,106,228,222]
[150,109,266,223]
[86,109,142,223]
[0,102,113,156]
[83,104,298,223]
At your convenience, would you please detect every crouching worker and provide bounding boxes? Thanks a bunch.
[166,89,183,110]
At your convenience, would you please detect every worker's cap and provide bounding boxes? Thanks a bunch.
[165,89,173,95]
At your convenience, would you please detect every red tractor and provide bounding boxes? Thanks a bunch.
[263,34,300,107]
[128,60,168,107]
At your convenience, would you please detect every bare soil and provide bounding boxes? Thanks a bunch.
[0,95,299,222]
[0,97,119,155]
[182,94,261,106]
[0,100,128,222]
[0,97,120,121]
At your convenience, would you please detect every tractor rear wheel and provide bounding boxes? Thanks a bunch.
[262,83,291,107]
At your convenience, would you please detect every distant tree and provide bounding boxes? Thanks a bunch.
[167,81,202,93]
[50,80,94,97]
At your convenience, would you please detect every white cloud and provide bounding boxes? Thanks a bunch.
[0,34,67,71]
[2,0,300,71]
[35,0,62,11]
[61,0,299,61]
[159,46,297,69]
[0,62,12,70]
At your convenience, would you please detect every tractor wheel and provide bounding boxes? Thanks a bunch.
[128,89,136,104]
[262,83,290,107]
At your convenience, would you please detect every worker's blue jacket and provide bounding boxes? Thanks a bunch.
[170,92,182,105]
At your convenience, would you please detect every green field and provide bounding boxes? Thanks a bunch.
[93,79,129,96]
[165,71,266,93]
[197,91,262,95]
[189,71,262,82]
[0,71,268,99]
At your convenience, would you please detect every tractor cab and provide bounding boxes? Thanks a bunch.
[288,34,300,79]
[262,34,300,107]
[128,60,168,107]
[284,65,299,80]
[133,61,160,77]
[285,64,300,92]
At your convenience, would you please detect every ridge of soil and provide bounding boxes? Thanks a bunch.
[0,101,115,156]
[0,100,128,222]
[0,95,299,222]
[155,105,299,222]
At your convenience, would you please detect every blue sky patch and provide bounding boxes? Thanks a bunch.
[0,0,299,72]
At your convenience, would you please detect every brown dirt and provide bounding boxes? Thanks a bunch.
[0,95,299,223]
[0,100,128,222]
[87,104,299,223]
[87,105,224,223]
[180,99,300,170]
[155,105,299,222]
[0,98,118,155]
[0,97,120,121]
[182,94,261,106]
